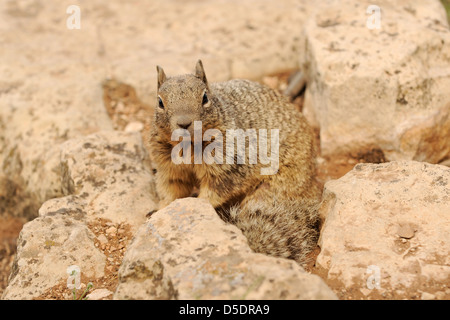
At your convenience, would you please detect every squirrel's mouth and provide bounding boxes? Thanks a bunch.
[168,137,216,148]
[167,122,223,150]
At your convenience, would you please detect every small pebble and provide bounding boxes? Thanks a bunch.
[125,121,144,132]
[421,292,435,300]
[397,223,416,239]
[116,101,125,112]
[106,226,117,235]
[97,234,108,244]
[435,291,446,300]
[86,289,113,300]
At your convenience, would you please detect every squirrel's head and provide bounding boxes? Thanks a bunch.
[155,60,217,139]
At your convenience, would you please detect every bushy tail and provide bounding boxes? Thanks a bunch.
[229,198,320,265]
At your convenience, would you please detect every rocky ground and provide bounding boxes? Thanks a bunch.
[0,72,351,299]
[1,0,449,300]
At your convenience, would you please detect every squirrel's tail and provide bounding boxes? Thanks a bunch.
[229,198,320,265]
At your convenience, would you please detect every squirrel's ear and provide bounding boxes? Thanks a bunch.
[156,65,166,90]
[195,60,209,87]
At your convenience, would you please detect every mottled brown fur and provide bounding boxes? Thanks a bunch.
[149,60,321,264]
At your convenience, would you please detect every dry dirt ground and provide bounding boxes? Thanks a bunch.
[34,218,133,300]
[0,71,386,300]
[0,216,25,297]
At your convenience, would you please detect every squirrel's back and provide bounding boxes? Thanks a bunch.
[211,79,308,132]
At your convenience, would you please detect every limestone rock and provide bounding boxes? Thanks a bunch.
[2,214,105,300]
[86,288,113,300]
[317,161,450,298]
[301,0,450,163]
[421,292,436,300]
[124,121,144,133]
[115,198,337,300]
[2,131,157,299]
[59,131,158,230]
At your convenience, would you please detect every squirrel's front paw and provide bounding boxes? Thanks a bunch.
[146,201,171,218]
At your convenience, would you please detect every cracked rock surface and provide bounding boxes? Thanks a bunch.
[317,161,450,299]
[1,0,449,300]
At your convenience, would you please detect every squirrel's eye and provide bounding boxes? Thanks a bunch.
[158,97,164,109]
[202,92,209,105]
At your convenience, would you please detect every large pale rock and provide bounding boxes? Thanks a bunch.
[115,198,337,300]
[301,0,450,163]
[97,0,311,100]
[59,130,158,230]
[0,2,114,217]
[2,131,157,299]
[317,161,450,298]
[2,214,105,300]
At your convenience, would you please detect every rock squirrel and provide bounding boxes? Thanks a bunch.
[149,60,321,263]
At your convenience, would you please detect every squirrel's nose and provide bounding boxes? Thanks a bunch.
[176,117,192,130]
